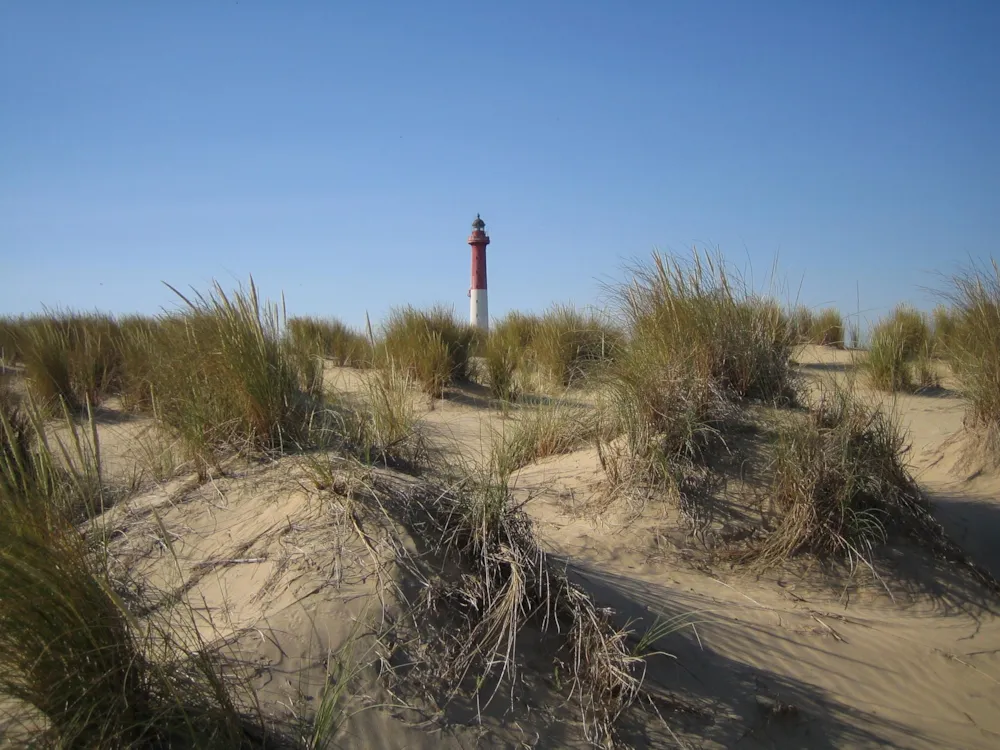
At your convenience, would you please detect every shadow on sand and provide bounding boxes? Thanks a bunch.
[560,558,977,749]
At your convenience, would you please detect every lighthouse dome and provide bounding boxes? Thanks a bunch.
[471,214,486,231]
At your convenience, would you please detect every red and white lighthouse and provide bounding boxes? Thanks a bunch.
[468,214,490,331]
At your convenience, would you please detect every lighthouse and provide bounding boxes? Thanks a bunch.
[468,214,490,331]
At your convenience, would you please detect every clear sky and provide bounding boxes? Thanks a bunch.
[2,1,998,330]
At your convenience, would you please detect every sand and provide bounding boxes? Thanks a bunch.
[22,345,1000,748]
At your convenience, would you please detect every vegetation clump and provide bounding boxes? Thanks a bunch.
[809,308,845,348]
[379,305,478,398]
[944,259,1000,457]
[13,314,126,413]
[531,305,620,388]
[750,387,923,570]
[617,250,794,403]
[864,304,936,392]
[483,322,525,403]
[288,315,372,367]
[144,279,318,474]
[597,250,793,501]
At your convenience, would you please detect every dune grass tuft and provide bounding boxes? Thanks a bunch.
[288,316,372,368]
[145,278,317,475]
[749,386,923,572]
[371,441,651,746]
[493,401,599,469]
[333,365,427,471]
[748,382,1000,592]
[944,259,1000,457]
[531,305,621,389]
[0,317,28,365]
[491,310,540,352]
[617,250,794,403]
[809,308,844,348]
[864,305,934,392]
[931,304,961,357]
[787,306,814,343]
[379,305,478,398]
[15,314,125,413]
[483,335,521,403]
[482,312,538,404]
[596,250,791,504]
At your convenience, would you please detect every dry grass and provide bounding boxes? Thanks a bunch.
[144,278,318,476]
[348,443,653,746]
[943,259,1000,458]
[288,316,372,367]
[746,383,1000,593]
[531,305,621,389]
[493,401,599,469]
[598,354,733,504]
[748,386,924,572]
[864,305,934,393]
[378,306,478,398]
[809,308,845,348]
[320,365,428,472]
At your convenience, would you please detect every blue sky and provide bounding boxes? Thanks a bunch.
[2,1,998,330]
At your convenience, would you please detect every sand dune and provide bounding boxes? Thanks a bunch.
[37,344,1000,749]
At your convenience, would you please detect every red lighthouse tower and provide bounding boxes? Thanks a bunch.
[468,214,490,331]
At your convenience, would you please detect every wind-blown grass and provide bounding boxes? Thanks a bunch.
[787,305,814,343]
[0,317,26,364]
[597,250,791,503]
[493,401,599,469]
[491,311,540,352]
[747,383,1000,593]
[616,250,794,403]
[15,314,125,413]
[931,304,961,357]
[483,323,525,403]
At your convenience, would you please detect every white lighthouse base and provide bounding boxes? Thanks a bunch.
[470,288,489,332]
